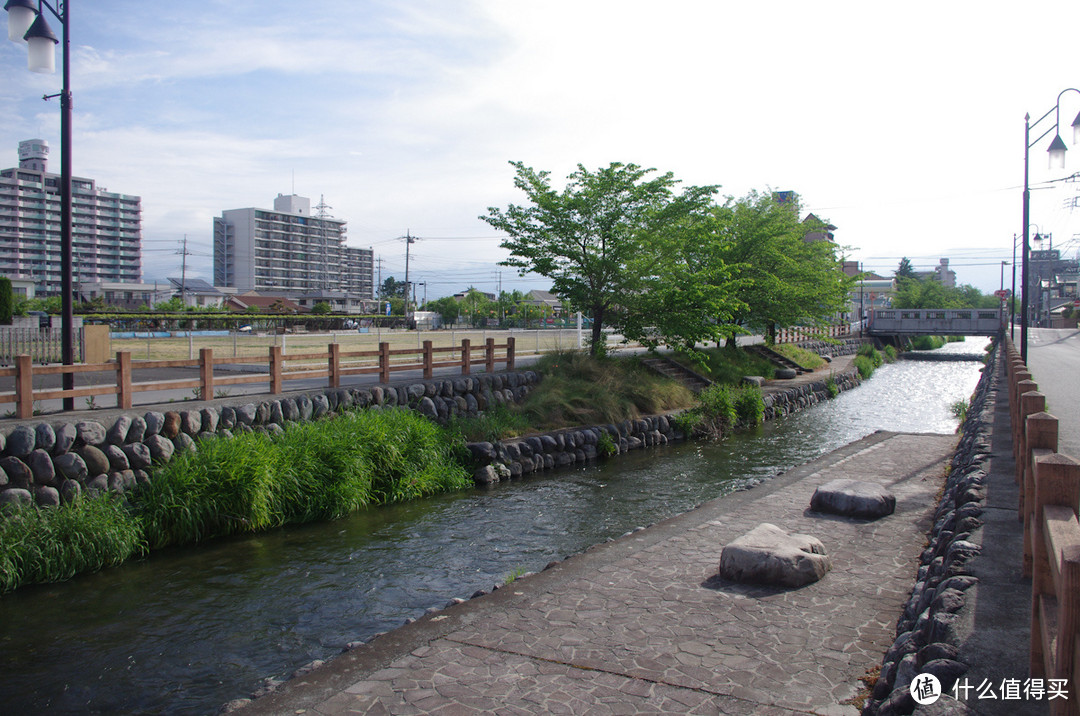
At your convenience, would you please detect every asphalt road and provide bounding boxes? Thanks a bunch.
[1025,327,1080,458]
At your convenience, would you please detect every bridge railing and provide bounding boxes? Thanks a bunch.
[867,308,1004,336]
[1006,336,1080,714]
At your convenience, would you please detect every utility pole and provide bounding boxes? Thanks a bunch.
[176,235,191,307]
[400,230,421,317]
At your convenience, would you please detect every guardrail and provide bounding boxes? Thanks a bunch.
[1006,336,1080,714]
[0,337,515,419]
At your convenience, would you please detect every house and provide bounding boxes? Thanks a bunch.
[168,277,227,309]
[524,289,564,315]
[223,292,304,314]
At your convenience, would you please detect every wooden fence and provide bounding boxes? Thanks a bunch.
[0,337,515,419]
[1007,336,1080,715]
[775,323,854,344]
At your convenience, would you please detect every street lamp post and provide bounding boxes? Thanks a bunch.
[5,0,75,410]
[1022,88,1080,362]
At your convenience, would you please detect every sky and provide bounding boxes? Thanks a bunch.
[3,0,1080,299]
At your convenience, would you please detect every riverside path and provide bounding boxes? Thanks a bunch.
[235,428,961,715]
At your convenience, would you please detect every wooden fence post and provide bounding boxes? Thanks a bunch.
[15,354,32,419]
[506,336,515,370]
[1022,411,1058,577]
[423,340,433,380]
[379,342,390,384]
[1030,453,1080,682]
[1015,381,1040,483]
[329,343,341,388]
[116,351,132,409]
[461,339,471,375]
[200,348,214,401]
[485,338,495,373]
[269,345,283,394]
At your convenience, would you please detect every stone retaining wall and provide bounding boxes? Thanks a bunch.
[465,366,863,485]
[0,371,541,512]
[860,344,997,715]
[798,337,866,358]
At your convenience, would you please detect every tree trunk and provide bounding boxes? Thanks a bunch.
[590,305,605,355]
[766,322,777,345]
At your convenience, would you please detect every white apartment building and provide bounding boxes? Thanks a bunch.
[213,193,374,298]
[0,139,142,295]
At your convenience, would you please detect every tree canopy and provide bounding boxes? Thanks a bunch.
[481,161,718,354]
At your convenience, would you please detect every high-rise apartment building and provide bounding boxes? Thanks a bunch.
[0,139,142,296]
[213,193,373,298]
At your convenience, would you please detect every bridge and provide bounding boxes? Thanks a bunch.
[866,307,1005,336]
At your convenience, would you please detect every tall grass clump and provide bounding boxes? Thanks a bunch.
[854,343,887,379]
[519,351,694,429]
[445,402,530,443]
[134,408,471,549]
[677,383,764,439]
[0,495,143,593]
[909,335,946,351]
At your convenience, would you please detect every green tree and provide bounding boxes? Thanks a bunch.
[482,161,718,354]
[154,296,184,312]
[381,277,408,299]
[310,301,332,314]
[893,278,998,309]
[711,191,851,345]
[895,257,918,281]
[428,296,461,327]
[0,277,13,324]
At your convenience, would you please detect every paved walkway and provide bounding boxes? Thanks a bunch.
[237,429,957,715]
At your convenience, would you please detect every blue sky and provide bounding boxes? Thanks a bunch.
[3,0,1080,298]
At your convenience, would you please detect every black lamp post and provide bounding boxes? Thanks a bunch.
[1022,89,1080,362]
[5,0,74,409]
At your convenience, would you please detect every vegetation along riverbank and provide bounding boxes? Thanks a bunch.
[0,340,874,593]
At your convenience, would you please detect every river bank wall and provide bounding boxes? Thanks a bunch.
[464,365,863,485]
[861,341,999,714]
[0,371,542,510]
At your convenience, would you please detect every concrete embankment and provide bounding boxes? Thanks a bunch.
[231,430,959,715]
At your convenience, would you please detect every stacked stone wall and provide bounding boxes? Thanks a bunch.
[861,344,997,714]
[0,371,541,511]
[466,366,862,485]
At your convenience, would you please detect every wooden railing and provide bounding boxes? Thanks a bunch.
[775,323,854,345]
[1007,336,1080,714]
[0,337,515,419]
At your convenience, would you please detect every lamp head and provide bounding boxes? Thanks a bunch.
[1072,109,1080,146]
[1048,134,1068,170]
[4,0,36,44]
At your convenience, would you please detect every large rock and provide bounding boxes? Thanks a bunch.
[5,425,36,457]
[810,479,896,519]
[75,420,107,447]
[719,523,831,587]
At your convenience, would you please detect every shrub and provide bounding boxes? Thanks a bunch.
[596,431,619,457]
[883,345,898,362]
[825,375,839,398]
[910,335,946,351]
[853,355,876,379]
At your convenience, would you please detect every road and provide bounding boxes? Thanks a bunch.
[1025,327,1080,458]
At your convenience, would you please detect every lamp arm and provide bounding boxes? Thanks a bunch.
[37,0,65,23]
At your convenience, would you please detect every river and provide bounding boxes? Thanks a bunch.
[0,339,989,714]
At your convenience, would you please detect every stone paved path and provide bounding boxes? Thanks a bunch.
[237,430,958,716]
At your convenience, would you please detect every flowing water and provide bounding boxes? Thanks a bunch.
[0,339,989,714]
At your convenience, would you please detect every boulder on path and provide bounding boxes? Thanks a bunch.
[719,522,831,587]
[810,478,896,519]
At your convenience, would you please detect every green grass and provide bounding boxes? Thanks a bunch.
[771,344,826,370]
[673,346,776,385]
[515,351,695,430]
[446,402,530,443]
[0,494,144,593]
[136,408,471,549]
[676,383,764,439]
[909,335,946,351]
[1,408,473,591]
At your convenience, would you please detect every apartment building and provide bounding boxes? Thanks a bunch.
[0,139,142,295]
[213,193,374,298]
